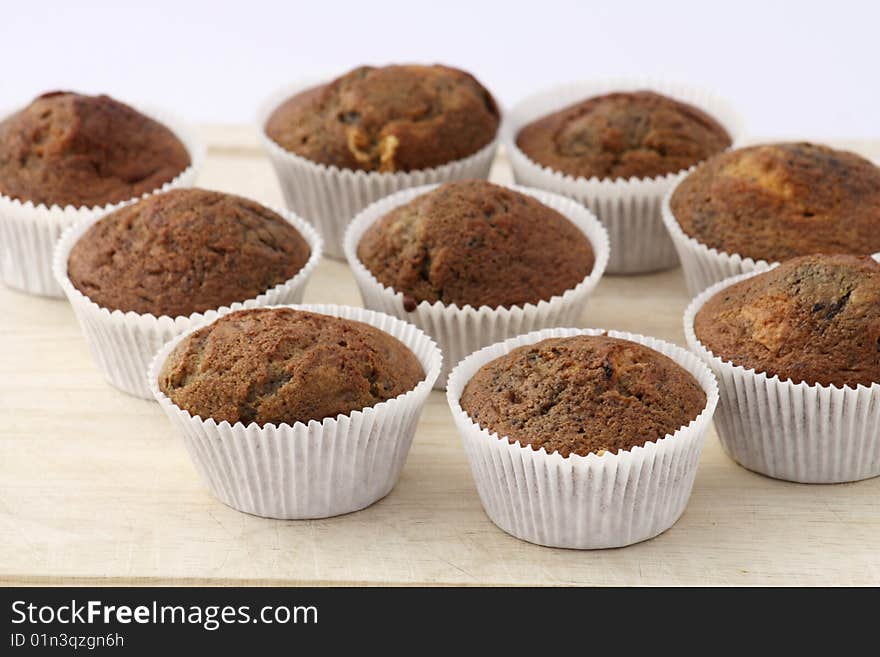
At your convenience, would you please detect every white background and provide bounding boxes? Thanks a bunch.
[3,0,875,139]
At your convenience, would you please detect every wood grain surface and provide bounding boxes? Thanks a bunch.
[1,129,878,586]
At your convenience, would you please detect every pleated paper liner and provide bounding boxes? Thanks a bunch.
[446,327,719,549]
[343,183,610,389]
[53,201,323,399]
[684,266,880,483]
[0,105,205,297]
[257,79,500,259]
[148,304,443,519]
[503,78,747,274]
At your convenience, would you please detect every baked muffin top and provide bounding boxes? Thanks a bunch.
[159,307,424,426]
[356,180,595,309]
[265,64,500,172]
[67,188,311,318]
[460,334,706,457]
[671,142,880,262]
[515,91,731,180]
[0,91,190,208]
[694,254,880,387]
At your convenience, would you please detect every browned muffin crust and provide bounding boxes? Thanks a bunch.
[0,91,190,207]
[516,91,731,180]
[265,64,500,172]
[159,307,424,426]
[460,335,706,457]
[67,188,311,317]
[694,254,880,387]
[671,142,880,262]
[357,180,594,309]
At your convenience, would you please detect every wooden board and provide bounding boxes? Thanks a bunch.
[2,129,879,586]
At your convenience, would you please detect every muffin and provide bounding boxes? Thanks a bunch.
[506,83,742,275]
[694,254,880,388]
[460,334,707,457]
[0,91,199,298]
[159,307,424,426]
[266,64,500,173]
[150,304,442,519]
[447,327,718,549]
[345,182,609,388]
[671,143,880,263]
[685,256,880,483]
[516,91,731,181]
[356,180,595,309]
[0,91,191,208]
[54,189,320,399]
[67,188,312,317]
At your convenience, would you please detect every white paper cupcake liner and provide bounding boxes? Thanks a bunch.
[684,266,880,483]
[257,79,500,259]
[343,183,610,389]
[503,78,747,274]
[662,175,774,296]
[52,201,323,399]
[148,303,442,519]
[446,327,719,549]
[0,105,205,298]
